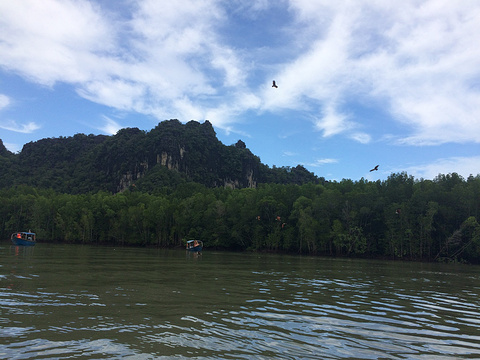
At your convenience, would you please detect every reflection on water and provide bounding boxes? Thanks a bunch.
[1,243,480,359]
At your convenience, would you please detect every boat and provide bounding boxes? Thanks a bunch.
[186,239,203,252]
[11,231,36,246]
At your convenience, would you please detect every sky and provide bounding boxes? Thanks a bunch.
[1,0,479,182]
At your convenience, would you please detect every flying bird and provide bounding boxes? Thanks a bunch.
[370,165,379,172]
[272,80,278,88]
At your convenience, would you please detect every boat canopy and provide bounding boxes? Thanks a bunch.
[186,239,203,249]
[12,232,36,238]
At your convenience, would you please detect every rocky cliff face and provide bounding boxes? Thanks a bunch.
[106,120,262,192]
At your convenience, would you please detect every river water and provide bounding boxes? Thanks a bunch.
[1,243,480,359]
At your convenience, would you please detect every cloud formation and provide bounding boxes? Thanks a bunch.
[402,156,480,180]
[0,120,41,133]
[99,116,122,135]
[276,1,480,144]
[0,0,479,146]
[0,94,41,134]
[308,158,339,167]
[0,94,10,110]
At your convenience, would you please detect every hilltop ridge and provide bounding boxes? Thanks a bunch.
[0,119,320,194]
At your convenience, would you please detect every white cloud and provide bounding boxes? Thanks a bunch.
[363,1,480,145]
[99,116,122,135]
[78,80,147,112]
[0,0,115,85]
[349,132,371,144]
[0,94,39,143]
[401,156,480,179]
[1,0,479,147]
[309,158,338,166]
[314,104,352,138]
[274,0,480,145]
[0,94,10,109]
[210,46,246,87]
[204,92,262,131]
[0,0,243,131]
[0,120,41,133]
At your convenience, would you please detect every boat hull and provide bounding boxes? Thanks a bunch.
[11,238,36,246]
[186,245,203,252]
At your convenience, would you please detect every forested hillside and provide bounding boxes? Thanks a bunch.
[1,172,480,263]
[1,120,479,262]
[0,120,319,193]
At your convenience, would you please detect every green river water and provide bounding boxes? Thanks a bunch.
[1,243,480,359]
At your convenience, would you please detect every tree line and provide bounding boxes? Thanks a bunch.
[1,171,480,263]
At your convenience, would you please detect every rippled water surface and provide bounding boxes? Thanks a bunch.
[1,243,480,359]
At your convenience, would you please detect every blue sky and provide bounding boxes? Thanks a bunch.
[1,0,479,182]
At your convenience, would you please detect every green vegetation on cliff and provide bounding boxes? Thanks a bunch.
[0,120,319,193]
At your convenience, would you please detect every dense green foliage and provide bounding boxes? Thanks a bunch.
[2,172,480,263]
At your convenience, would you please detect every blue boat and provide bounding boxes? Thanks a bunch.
[186,240,203,252]
[11,232,36,246]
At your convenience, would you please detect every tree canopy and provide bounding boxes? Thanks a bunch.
[1,172,480,263]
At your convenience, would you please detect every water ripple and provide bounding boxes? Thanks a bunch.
[2,247,480,359]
